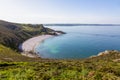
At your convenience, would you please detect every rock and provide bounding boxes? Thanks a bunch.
[113,59,120,62]
[48,31,66,36]
[87,71,95,77]
[89,55,97,58]
[3,58,13,61]
[98,50,119,56]
[98,50,109,56]
[21,51,40,58]
[55,31,66,34]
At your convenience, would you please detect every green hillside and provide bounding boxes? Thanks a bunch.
[0,45,120,80]
[0,20,55,50]
[0,20,120,80]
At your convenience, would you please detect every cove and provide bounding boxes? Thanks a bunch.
[35,26,120,59]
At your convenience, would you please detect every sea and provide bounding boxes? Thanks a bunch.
[35,25,120,59]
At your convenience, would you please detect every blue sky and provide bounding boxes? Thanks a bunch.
[0,0,120,24]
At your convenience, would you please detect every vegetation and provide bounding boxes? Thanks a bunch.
[0,20,120,80]
[0,44,120,80]
[0,20,55,50]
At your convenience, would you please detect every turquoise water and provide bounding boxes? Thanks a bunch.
[35,26,120,59]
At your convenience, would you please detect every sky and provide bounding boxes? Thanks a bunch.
[0,0,120,24]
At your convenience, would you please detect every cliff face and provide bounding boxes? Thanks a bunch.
[0,20,55,50]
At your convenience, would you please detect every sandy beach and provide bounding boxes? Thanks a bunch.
[20,35,53,57]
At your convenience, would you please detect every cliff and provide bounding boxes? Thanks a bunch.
[0,20,59,50]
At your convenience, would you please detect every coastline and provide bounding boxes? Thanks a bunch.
[20,33,119,59]
[20,35,54,58]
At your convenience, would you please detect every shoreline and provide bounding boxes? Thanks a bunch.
[19,35,54,58]
[19,34,118,59]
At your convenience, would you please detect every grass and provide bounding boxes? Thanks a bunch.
[22,24,44,32]
[0,60,120,80]
[0,20,120,80]
[0,20,56,50]
[0,45,120,80]
[0,44,41,62]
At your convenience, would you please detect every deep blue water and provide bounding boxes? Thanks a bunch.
[35,26,120,59]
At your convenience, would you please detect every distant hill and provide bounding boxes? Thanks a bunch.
[44,24,120,26]
[0,20,55,49]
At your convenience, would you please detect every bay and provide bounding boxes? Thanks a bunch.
[35,26,120,59]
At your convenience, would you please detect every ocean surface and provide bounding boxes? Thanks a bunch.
[35,26,120,59]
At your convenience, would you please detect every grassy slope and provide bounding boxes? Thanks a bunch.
[0,20,120,80]
[0,44,41,62]
[0,44,120,80]
[0,20,54,50]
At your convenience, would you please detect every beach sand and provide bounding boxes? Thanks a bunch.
[20,35,53,58]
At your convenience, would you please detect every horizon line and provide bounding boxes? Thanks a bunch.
[0,19,120,25]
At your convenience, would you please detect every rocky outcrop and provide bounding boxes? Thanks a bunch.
[47,30,66,36]
[98,50,119,56]
[90,50,120,58]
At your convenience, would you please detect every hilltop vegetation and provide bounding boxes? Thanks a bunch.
[0,20,120,80]
[0,20,55,50]
[0,45,120,80]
